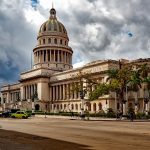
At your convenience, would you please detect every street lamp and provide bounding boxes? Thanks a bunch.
[134,100,139,114]
[122,99,127,116]
[80,90,85,119]
[144,97,149,116]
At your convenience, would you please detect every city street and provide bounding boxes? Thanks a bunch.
[0,117,150,150]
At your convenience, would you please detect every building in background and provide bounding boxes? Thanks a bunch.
[1,8,150,114]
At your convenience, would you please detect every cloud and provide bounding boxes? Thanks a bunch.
[1,0,150,85]
[0,0,37,84]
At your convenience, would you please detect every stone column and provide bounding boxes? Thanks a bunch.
[64,52,66,63]
[66,84,69,100]
[31,84,34,99]
[57,50,60,62]
[56,85,59,100]
[54,50,56,62]
[60,85,62,100]
[63,84,65,100]
[26,86,28,99]
[30,85,32,99]
[50,86,52,101]
[73,82,77,100]
[23,86,25,100]
[70,83,73,100]
[38,51,40,63]
[27,85,29,99]
[50,50,51,61]
[53,86,55,102]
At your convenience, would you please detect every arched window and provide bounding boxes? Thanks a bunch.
[48,38,51,44]
[65,41,67,45]
[71,104,74,110]
[75,104,78,110]
[98,103,102,110]
[57,105,59,109]
[60,104,62,110]
[54,38,57,44]
[88,103,91,111]
[93,103,96,112]
[60,39,62,45]
[43,39,45,44]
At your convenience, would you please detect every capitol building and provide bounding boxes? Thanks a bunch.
[0,7,150,114]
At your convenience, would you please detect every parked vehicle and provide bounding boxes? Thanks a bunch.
[1,111,11,118]
[11,111,28,119]
[0,111,3,117]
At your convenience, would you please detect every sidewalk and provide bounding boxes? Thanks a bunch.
[35,115,150,122]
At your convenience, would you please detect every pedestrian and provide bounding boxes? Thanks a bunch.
[44,111,47,118]
[129,110,134,121]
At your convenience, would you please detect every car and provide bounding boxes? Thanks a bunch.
[1,111,11,118]
[11,111,28,119]
[0,111,3,117]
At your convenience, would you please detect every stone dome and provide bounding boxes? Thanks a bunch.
[39,8,67,35]
[33,7,73,72]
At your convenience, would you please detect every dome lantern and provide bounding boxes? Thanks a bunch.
[49,8,57,19]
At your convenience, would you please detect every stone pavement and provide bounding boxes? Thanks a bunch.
[35,115,150,122]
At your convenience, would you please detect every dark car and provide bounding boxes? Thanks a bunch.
[1,111,11,118]
[0,109,20,118]
[0,111,3,117]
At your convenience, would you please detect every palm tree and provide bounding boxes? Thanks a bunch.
[139,63,149,79]
[106,69,118,82]
[142,76,150,115]
[128,70,142,114]
[139,63,150,115]
[107,67,132,112]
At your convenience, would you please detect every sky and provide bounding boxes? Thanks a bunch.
[0,0,150,85]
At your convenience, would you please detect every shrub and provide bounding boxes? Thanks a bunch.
[136,112,146,119]
[106,108,116,118]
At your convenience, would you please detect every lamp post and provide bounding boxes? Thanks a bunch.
[144,97,149,116]
[134,101,139,115]
[114,91,117,118]
[122,99,127,116]
[80,90,85,119]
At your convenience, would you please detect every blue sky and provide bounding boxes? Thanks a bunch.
[0,0,150,85]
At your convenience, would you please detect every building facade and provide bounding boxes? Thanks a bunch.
[0,8,150,114]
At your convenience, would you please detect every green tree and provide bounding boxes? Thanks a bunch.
[89,83,109,101]
[128,70,142,113]
[107,66,132,111]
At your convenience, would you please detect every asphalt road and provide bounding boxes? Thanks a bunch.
[0,117,150,150]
